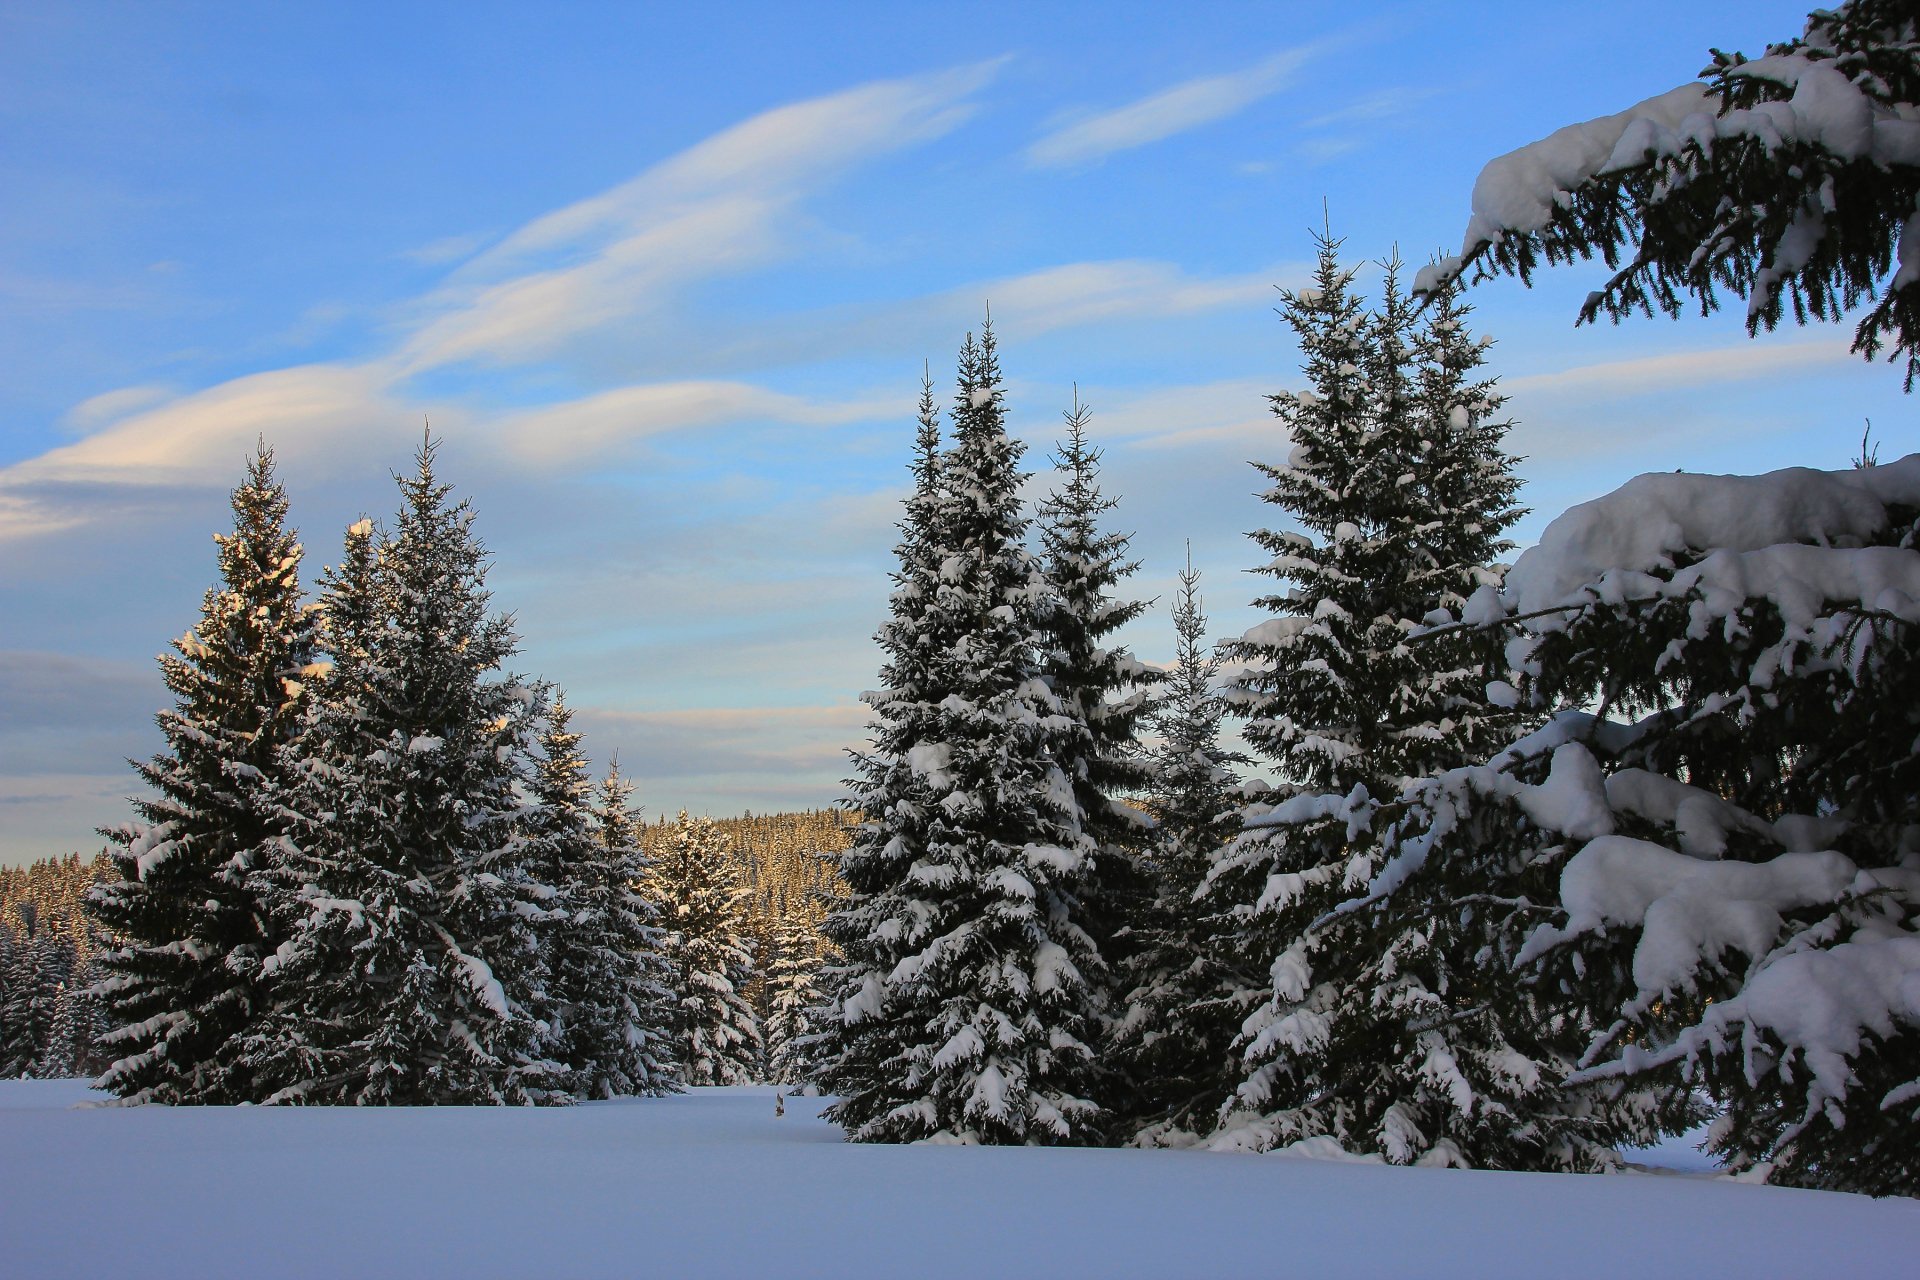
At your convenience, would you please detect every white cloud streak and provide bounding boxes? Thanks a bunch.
[7,364,414,490]
[1506,337,1854,400]
[0,62,1009,535]
[492,381,901,466]
[972,260,1282,334]
[1027,48,1314,169]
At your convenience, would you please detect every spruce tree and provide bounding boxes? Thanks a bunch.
[43,959,110,1079]
[1222,235,1416,797]
[1476,455,1920,1194]
[762,915,825,1086]
[88,442,314,1103]
[650,811,762,1086]
[819,323,1110,1144]
[1423,0,1920,386]
[1,907,68,1077]
[816,370,952,1120]
[552,748,676,1098]
[1206,236,1404,1154]
[1405,279,1528,767]
[1116,551,1252,1141]
[252,438,559,1105]
[1208,241,1544,1164]
[1034,392,1158,1081]
[0,925,16,1075]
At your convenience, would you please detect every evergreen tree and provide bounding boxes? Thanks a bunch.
[88,442,314,1103]
[1116,551,1252,1140]
[1405,279,1528,766]
[1463,455,1920,1194]
[0,925,16,1075]
[650,811,761,1086]
[1207,240,1545,1165]
[762,915,825,1086]
[1034,391,1158,1084]
[1205,239,1405,1156]
[1,907,68,1077]
[43,959,110,1079]
[819,323,1110,1144]
[1222,235,1417,798]
[815,371,952,1120]
[252,438,559,1105]
[548,746,676,1098]
[1422,0,1920,386]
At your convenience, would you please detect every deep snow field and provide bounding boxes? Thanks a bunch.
[3,1078,1914,1279]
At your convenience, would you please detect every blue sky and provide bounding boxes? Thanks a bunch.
[1,0,1904,865]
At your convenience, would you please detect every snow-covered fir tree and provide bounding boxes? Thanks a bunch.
[1405,278,1528,766]
[819,323,1111,1144]
[1206,240,1548,1165]
[543,744,675,1098]
[650,811,762,1087]
[1221,236,1421,798]
[1204,238,1413,1154]
[1,907,71,1078]
[1430,455,1920,1196]
[249,438,559,1106]
[762,915,825,1086]
[88,443,315,1103]
[41,964,110,1080]
[1115,551,1252,1141]
[1034,391,1158,1099]
[0,927,16,1074]
[814,369,951,1119]
[1420,0,1920,386]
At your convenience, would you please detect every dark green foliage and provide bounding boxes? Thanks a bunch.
[1035,392,1159,1111]
[1208,236,1537,1164]
[1223,233,1413,799]
[535,739,677,1099]
[819,324,1111,1143]
[88,443,315,1103]
[649,811,761,1086]
[1115,553,1253,1140]
[251,438,559,1106]
[763,915,825,1086]
[1428,0,1920,387]
[1495,470,1920,1195]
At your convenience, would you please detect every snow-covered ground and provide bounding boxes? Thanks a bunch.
[3,1079,1913,1279]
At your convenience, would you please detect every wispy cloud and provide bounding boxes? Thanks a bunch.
[395,61,1008,375]
[570,701,868,797]
[492,380,901,466]
[1507,338,1853,400]
[0,62,1009,538]
[8,364,413,491]
[1302,87,1433,132]
[394,198,783,373]
[60,384,175,434]
[475,61,1006,275]
[1084,377,1277,450]
[399,231,493,267]
[1026,48,1315,169]
[973,260,1282,333]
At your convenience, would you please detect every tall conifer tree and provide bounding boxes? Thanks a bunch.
[819,322,1110,1144]
[650,811,761,1086]
[762,915,825,1086]
[1035,393,1158,1059]
[1208,240,1538,1163]
[252,438,558,1105]
[1116,552,1251,1139]
[90,443,314,1103]
[552,749,676,1097]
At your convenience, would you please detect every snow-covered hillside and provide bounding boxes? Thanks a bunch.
[3,1080,1913,1279]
